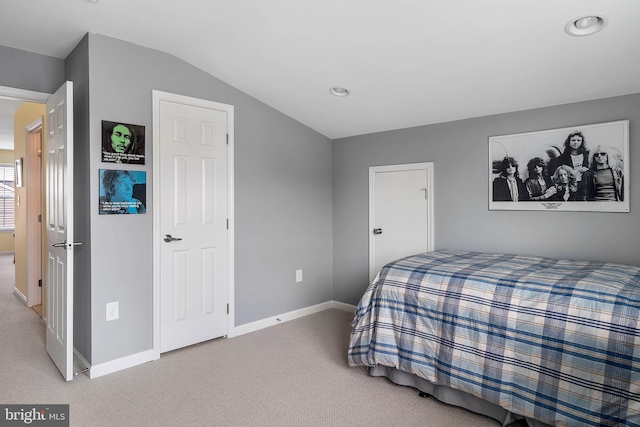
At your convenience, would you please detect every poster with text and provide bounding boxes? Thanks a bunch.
[99,169,147,215]
[102,120,145,164]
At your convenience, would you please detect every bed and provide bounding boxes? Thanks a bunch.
[348,249,640,426]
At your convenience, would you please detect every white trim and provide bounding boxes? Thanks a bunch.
[230,300,355,337]
[331,300,357,313]
[89,350,154,379]
[0,85,50,103]
[151,90,235,360]
[368,162,435,282]
[79,301,353,377]
[231,301,333,337]
[13,287,27,305]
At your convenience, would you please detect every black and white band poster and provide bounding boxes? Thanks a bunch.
[489,120,629,212]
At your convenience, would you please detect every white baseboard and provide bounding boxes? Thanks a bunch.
[89,349,154,379]
[331,300,357,313]
[87,300,356,378]
[13,287,27,306]
[230,300,356,338]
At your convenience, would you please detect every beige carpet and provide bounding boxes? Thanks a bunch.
[0,253,499,426]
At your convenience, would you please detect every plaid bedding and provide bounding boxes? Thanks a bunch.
[348,250,640,426]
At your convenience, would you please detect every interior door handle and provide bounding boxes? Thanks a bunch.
[373,228,383,235]
[52,241,83,249]
[164,234,183,243]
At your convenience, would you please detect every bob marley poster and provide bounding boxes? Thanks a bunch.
[102,120,145,164]
[99,169,147,215]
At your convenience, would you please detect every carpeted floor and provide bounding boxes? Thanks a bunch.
[0,253,501,426]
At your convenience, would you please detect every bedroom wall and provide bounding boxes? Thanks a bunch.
[71,34,333,365]
[333,93,640,305]
[65,36,92,363]
[0,45,65,94]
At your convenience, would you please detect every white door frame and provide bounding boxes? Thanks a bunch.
[0,85,49,103]
[368,162,434,281]
[151,90,235,360]
[26,117,44,307]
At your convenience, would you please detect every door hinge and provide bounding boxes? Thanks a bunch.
[227,303,229,314]
[38,279,42,288]
[38,214,42,223]
[226,218,229,229]
[226,134,229,145]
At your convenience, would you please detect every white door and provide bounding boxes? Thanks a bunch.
[157,96,231,353]
[45,81,75,381]
[369,163,434,282]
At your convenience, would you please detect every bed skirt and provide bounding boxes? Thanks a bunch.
[369,365,552,427]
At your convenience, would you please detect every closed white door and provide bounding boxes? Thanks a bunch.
[369,163,433,282]
[158,97,230,353]
[45,81,75,381]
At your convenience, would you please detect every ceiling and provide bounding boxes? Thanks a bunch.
[1,0,639,141]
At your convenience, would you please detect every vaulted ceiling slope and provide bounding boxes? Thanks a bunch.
[1,0,639,139]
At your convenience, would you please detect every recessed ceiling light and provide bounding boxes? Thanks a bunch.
[330,87,350,97]
[565,15,608,36]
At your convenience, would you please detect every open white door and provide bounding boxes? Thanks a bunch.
[45,81,75,381]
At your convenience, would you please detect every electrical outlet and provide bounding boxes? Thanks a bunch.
[296,269,303,283]
[106,301,119,321]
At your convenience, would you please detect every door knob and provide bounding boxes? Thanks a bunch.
[163,234,183,243]
[373,228,383,235]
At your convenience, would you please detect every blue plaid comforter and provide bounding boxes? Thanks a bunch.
[348,250,640,426]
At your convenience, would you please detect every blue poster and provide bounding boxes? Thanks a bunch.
[99,169,146,215]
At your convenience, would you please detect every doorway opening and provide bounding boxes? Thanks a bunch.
[0,87,50,319]
[26,118,44,317]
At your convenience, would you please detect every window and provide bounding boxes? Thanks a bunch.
[0,164,15,230]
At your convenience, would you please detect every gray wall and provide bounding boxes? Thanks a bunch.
[66,36,92,363]
[333,93,640,305]
[2,38,333,368]
[79,35,333,365]
[0,45,64,94]
[6,37,638,371]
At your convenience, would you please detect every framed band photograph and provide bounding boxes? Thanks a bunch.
[489,120,629,212]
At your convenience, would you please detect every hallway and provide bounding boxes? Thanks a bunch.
[0,252,62,394]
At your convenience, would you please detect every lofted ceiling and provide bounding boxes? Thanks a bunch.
[0,0,639,140]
